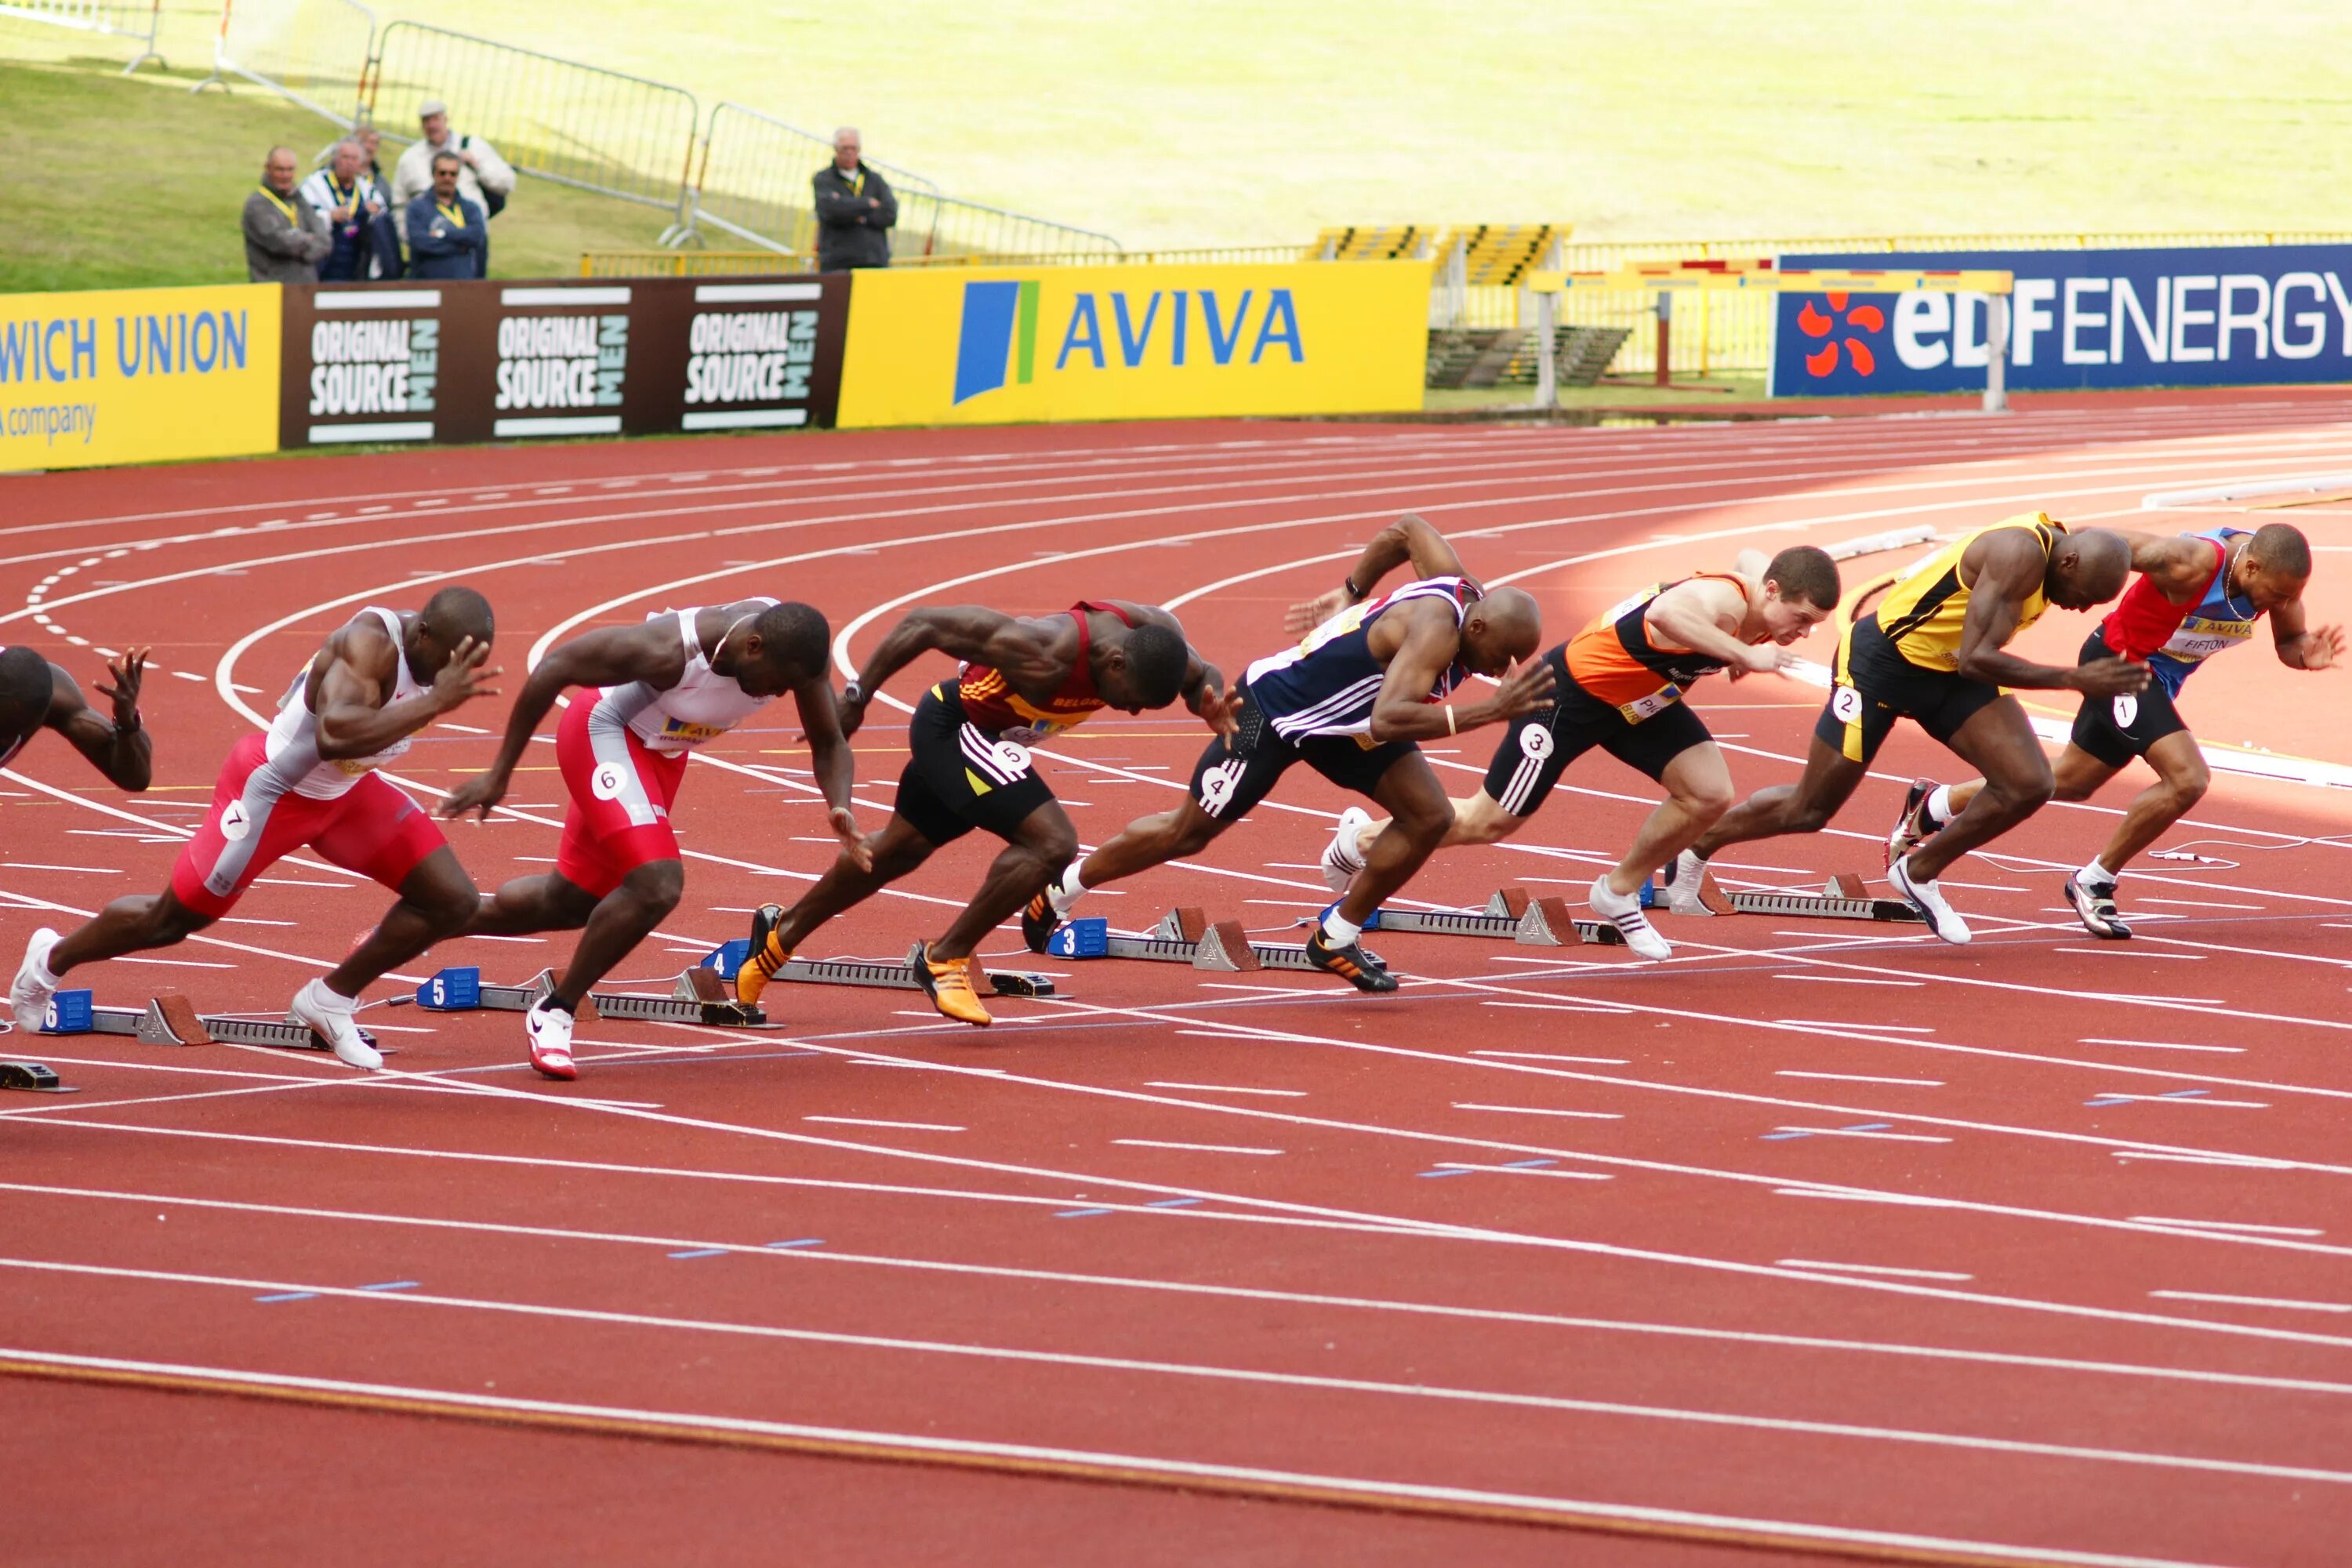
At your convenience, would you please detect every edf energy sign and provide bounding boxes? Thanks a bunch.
[837,261,1429,426]
[1770,244,2352,395]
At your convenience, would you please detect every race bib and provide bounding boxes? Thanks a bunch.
[990,739,1033,776]
[1617,684,1682,724]
[1197,757,1247,815]
[1831,684,1864,725]
[591,760,630,802]
[2160,614,2256,664]
[220,800,252,842]
[2112,694,2139,729]
[1519,724,1555,760]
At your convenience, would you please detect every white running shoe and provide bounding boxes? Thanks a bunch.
[525,999,577,1081]
[1589,875,1671,961]
[1659,850,1716,916]
[1889,855,1971,944]
[1321,807,1372,894]
[2063,873,2132,939]
[289,978,383,1071]
[11,927,60,1034]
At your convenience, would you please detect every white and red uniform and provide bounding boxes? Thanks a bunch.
[554,602,773,896]
[172,608,446,917]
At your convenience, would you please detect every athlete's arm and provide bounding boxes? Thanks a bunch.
[1287,514,1483,633]
[1645,578,1788,676]
[2270,597,2345,670]
[1122,602,1238,735]
[1730,547,1770,579]
[791,674,873,871]
[43,652,153,790]
[1365,601,1554,743]
[837,607,1062,738]
[316,618,497,761]
[2125,533,2212,605]
[1954,532,2147,695]
[437,622,670,818]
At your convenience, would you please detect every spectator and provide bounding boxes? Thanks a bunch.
[405,151,489,280]
[391,98,516,219]
[812,125,895,271]
[299,138,401,282]
[244,145,332,283]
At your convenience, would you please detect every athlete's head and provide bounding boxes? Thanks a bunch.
[1095,621,1190,713]
[1458,586,1542,677]
[734,601,832,696]
[2047,528,2132,611]
[0,646,54,743]
[2239,524,2312,612]
[408,586,496,679]
[1755,546,1842,644]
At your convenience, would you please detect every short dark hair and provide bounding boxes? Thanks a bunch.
[0,646,54,735]
[753,601,831,677]
[1764,546,1842,611]
[422,585,495,645]
[431,150,463,172]
[2249,522,2312,579]
[1119,622,1190,708]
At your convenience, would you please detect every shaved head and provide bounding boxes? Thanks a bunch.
[2249,522,2311,579]
[0,645,53,738]
[2049,528,2132,610]
[1460,586,1542,676]
[422,586,495,647]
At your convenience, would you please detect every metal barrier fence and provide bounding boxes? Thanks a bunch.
[0,0,162,72]
[198,0,372,125]
[362,22,700,217]
[583,245,1303,277]
[685,101,939,255]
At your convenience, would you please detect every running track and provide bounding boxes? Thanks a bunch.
[3,391,2350,1566]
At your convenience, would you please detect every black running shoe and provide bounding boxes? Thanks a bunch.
[2063,874,2132,939]
[1886,778,1936,869]
[1305,927,1398,993]
[1020,890,1060,954]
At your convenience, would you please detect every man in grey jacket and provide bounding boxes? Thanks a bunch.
[245,146,332,283]
[812,126,897,271]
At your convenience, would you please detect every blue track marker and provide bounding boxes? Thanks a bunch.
[1054,1207,1114,1218]
[255,1291,316,1303]
[764,1238,825,1249]
[1144,1197,1202,1208]
[667,1248,728,1260]
[357,1279,419,1292]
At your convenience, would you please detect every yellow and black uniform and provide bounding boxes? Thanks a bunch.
[1815,513,2067,764]
[1480,575,1750,817]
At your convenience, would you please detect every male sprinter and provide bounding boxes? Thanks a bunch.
[13,592,499,1068]
[1323,546,1842,958]
[1889,521,2338,937]
[1662,512,2142,943]
[1035,514,1550,993]
[735,600,1229,1028]
[0,644,151,791]
[439,598,853,1080]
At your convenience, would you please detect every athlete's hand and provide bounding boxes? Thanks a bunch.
[437,770,507,820]
[1484,656,1559,721]
[829,806,873,871]
[97,647,148,726]
[2297,623,2345,670]
[1283,587,1352,635]
[1193,681,1241,736]
[430,637,502,711]
[1734,644,1802,677]
[2068,656,2151,698]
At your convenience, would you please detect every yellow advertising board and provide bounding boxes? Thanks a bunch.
[0,284,282,470]
[837,261,1429,427]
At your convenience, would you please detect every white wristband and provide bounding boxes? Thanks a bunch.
[1445,703,1457,735]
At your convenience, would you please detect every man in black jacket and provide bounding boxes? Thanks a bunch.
[812,127,896,270]
[406,151,489,280]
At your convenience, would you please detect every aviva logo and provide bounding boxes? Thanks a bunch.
[953,279,1303,404]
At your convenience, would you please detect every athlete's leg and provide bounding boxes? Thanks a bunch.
[322,844,478,996]
[768,815,938,953]
[1610,742,1734,896]
[1336,753,1452,924]
[931,800,1078,963]
[1074,799,1229,887]
[464,869,604,935]
[1903,698,2054,880]
[2092,731,2208,876]
[548,858,684,1010]
[1921,743,2118,825]
[48,887,213,974]
[1689,735,1870,856]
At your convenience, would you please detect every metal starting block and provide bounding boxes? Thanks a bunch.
[1316,887,1622,948]
[1643,869,1923,924]
[1048,907,1383,974]
[724,906,1060,1000]
[39,989,379,1054]
[417,966,774,1027]
[0,1061,75,1093]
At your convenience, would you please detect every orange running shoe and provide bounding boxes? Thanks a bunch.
[736,903,791,1005]
[912,940,993,1027]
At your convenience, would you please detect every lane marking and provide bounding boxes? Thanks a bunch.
[2150,1291,2352,1315]
[1777,1073,1944,1087]
[1451,1103,1624,1121]
[1112,1140,1285,1156]
[802,1117,966,1133]
[1775,1261,1975,1283]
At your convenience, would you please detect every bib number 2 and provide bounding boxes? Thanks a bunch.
[1831,684,1864,725]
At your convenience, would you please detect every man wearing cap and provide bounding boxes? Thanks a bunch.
[391,99,515,224]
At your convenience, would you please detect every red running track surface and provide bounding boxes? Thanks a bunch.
[3,392,2350,1566]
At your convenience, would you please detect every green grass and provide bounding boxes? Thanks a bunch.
[0,57,670,293]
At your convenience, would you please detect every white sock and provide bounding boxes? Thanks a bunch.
[1321,911,1363,946]
[1925,785,1955,825]
[304,978,355,1011]
[1049,862,1090,915]
[2080,855,2118,889]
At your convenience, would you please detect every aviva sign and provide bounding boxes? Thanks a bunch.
[838,261,1429,427]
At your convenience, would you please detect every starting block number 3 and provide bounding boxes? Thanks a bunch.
[417,967,483,1011]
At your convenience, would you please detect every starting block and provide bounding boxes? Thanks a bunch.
[1643,869,1923,924]
[416,966,771,1027]
[38,989,382,1055]
[0,1061,74,1093]
[1316,887,1623,948]
[724,908,1060,1000]
[1047,907,1385,974]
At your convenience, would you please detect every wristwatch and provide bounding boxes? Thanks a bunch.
[1342,574,1367,603]
[840,680,865,707]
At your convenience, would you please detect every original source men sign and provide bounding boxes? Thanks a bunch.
[279,274,849,447]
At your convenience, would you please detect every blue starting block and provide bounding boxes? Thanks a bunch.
[701,938,751,978]
[38,989,95,1034]
[1047,919,1110,958]
[415,967,482,1010]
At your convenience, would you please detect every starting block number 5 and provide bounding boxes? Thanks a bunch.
[416,967,483,1011]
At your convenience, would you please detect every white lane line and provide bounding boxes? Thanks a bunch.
[2129,1218,2323,1238]
[1452,1103,1624,1121]
[1773,975,1925,987]
[1779,1260,1975,1283]
[1145,1082,1308,1098]
[2150,1291,2352,1315]
[1777,1073,1944,1087]
[108,956,237,969]
[1480,1000,1639,1015]
[2111,1152,2296,1169]
[1471,1051,1632,1065]
[1432,1163,1613,1181]
[2055,947,2206,961]
[1775,1020,1936,1033]
[1773,1127,1954,1144]
[2,862,122,874]
[800,1117,965,1134]
[2089,1094,2271,1109]
[0,1348,2258,1568]
[2078,1037,2245,1054]
[1112,1140,1286,1156]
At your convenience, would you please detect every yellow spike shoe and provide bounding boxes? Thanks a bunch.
[736,903,791,1005]
[912,941,993,1028]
